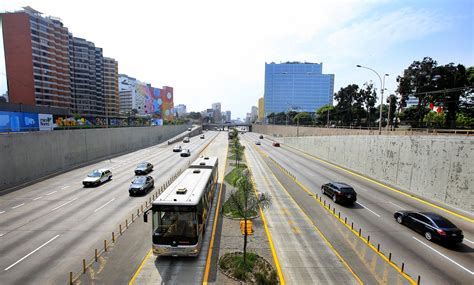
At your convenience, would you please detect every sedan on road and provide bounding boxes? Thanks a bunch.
[181,149,191,157]
[255,141,261,145]
[272,142,280,147]
[134,162,153,175]
[321,182,357,204]
[200,134,205,139]
[394,211,464,244]
[129,176,154,196]
[183,137,190,143]
[173,145,182,152]
[259,135,264,139]
[82,169,112,187]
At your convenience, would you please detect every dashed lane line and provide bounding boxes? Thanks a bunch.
[94,198,115,213]
[413,237,474,275]
[4,234,61,271]
[46,191,57,196]
[11,203,25,209]
[50,198,77,212]
[389,201,406,210]
[355,201,381,218]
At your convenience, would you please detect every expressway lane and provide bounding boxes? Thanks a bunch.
[0,130,217,284]
[243,137,413,284]
[246,132,474,284]
[113,131,228,284]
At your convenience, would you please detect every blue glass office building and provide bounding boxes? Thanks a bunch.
[264,62,334,114]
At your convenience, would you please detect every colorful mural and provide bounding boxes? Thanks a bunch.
[134,82,173,120]
[160,86,174,120]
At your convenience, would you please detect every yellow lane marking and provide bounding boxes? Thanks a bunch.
[245,148,286,285]
[202,140,228,284]
[250,146,363,285]
[260,145,416,284]
[283,144,473,223]
[128,249,152,285]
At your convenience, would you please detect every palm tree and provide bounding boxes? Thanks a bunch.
[226,170,272,266]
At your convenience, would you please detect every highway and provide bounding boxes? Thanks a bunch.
[128,131,228,284]
[0,129,217,284]
[243,132,474,285]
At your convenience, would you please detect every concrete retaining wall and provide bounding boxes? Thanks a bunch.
[0,125,188,191]
[254,126,473,212]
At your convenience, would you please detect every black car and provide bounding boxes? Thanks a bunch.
[321,182,357,204]
[134,162,153,175]
[259,135,264,139]
[394,211,463,244]
[129,176,154,196]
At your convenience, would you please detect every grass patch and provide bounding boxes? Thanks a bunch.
[219,252,277,284]
[224,164,247,185]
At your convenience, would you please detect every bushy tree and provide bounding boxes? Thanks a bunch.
[293,112,313,125]
[423,111,446,128]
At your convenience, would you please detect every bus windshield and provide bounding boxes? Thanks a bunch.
[152,210,198,246]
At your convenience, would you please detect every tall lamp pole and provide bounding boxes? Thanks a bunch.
[356,65,388,135]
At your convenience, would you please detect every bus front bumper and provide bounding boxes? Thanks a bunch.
[152,244,201,257]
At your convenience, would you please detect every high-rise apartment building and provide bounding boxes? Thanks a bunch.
[1,7,71,109]
[225,110,231,122]
[69,36,105,116]
[211,102,221,122]
[104,57,119,117]
[264,62,334,114]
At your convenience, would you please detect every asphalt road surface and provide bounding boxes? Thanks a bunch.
[0,130,218,284]
[245,132,473,285]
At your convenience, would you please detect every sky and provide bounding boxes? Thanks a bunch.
[1,0,473,119]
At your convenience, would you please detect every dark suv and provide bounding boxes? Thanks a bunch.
[321,182,357,204]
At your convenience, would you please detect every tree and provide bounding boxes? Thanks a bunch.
[359,82,377,126]
[334,84,359,125]
[396,57,438,127]
[266,112,275,124]
[456,113,474,128]
[423,111,446,128]
[226,170,271,267]
[293,112,313,125]
[386,94,398,128]
[315,104,335,126]
[188,112,202,120]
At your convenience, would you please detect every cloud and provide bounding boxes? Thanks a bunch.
[325,7,446,60]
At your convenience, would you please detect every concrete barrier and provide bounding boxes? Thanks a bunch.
[253,125,473,212]
[0,125,188,192]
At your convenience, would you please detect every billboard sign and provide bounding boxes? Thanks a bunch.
[39,114,53,131]
[0,111,39,132]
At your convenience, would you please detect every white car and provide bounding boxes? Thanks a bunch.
[83,169,112,187]
[183,137,190,143]
[173,145,182,152]
[181,149,191,157]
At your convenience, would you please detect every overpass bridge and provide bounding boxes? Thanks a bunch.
[202,122,252,131]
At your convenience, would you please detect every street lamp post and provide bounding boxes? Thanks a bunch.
[356,65,388,135]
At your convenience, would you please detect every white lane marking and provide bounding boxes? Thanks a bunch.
[413,237,474,275]
[50,198,77,212]
[389,201,406,210]
[0,211,5,214]
[0,233,5,237]
[94,198,115,213]
[33,196,42,201]
[464,238,474,244]
[46,191,57,196]
[356,201,381,217]
[11,203,25,209]
[4,234,60,271]
[61,186,70,190]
